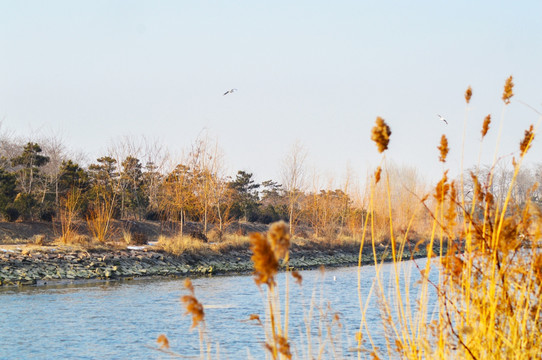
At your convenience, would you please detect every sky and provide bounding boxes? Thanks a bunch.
[1,1,541,188]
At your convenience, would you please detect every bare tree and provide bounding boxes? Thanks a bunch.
[368,162,429,239]
[0,120,19,169]
[281,141,307,236]
[163,160,194,237]
[512,168,535,206]
[183,134,230,236]
[106,136,144,218]
[38,134,68,205]
[141,138,169,213]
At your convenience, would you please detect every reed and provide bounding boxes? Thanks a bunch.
[358,77,542,359]
[160,77,541,359]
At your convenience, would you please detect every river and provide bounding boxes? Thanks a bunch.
[0,259,436,359]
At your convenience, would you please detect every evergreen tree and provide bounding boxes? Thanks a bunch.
[59,160,89,193]
[88,156,118,196]
[120,156,147,219]
[11,142,50,195]
[228,171,260,221]
[0,167,17,219]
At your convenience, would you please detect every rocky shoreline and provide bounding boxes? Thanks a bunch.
[0,244,431,287]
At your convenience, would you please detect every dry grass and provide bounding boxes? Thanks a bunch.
[158,231,370,258]
[157,233,252,256]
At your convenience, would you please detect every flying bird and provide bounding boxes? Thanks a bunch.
[223,88,238,96]
[437,114,448,124]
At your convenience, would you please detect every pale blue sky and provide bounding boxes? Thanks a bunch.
[1,1,541,186]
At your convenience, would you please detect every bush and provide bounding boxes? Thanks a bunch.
[39,207,56,222]
[13,193,36,220]
[2,207,19,222]
[206,228,223,242]
[33,234,46,245]
[145,210,162,221]
[125,231,148,245]
[187,229,208,242]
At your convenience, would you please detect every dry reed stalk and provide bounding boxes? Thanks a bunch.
[58,187,81,244]
[158,78,542,360]
[249,221,293,360]
[181,278,212,359]
[363,80,542,360]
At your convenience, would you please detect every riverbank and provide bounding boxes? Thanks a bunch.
[0,241,433,287]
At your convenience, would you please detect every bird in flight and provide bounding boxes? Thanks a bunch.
[223,88,238,96]
[437,114,448,124]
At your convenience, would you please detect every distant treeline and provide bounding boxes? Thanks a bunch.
[1,135,541,240]
[0,137,362,239]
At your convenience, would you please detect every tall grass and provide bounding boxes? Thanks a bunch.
[158,77,541,359]
[356,77,542,359]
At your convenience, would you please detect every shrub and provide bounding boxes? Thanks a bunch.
[39,207,56,222]
[2,207,19,222]
[124,231,148,245]
[145,210,162,221]
[187,229,208,242]
[13,193,36,220]
[33,234,46,245]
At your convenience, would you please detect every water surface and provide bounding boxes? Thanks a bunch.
[0,259,436,359]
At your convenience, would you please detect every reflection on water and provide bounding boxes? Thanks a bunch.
[0,259,436,359]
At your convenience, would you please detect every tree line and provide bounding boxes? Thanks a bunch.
[1,133,541,240]
[0,136,364,239]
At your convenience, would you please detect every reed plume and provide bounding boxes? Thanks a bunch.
[250,232,279,288]
[438,135,449,163]
[249,222,294,360]
[519,124,535,156]
[291,270,303,286]
[374,166,382,184]
[433,170,449,203]
[444,181,458,233]
[156,334,170,349]
[464,86,472,104]
[181,278,205,329]
[371,117,392,153]
[275,335,292,359]
[481,114,491,138]
[502,75,514,104]
[268,221,291,261]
